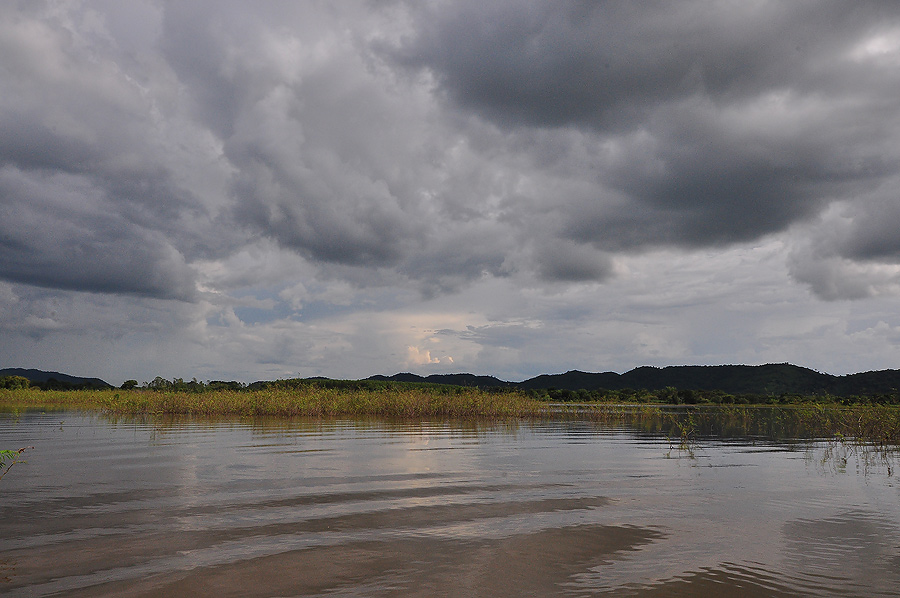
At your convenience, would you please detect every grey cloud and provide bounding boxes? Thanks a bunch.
[0,4,240,299]
[157,3,431,270]
[0,9,142,173]
[566,107,889,250]
[5,0,900,309]
[831,185,900,262]
[534,241,613,282]
[788,185,900,300]
[0,167,197,300]
[390,1,889,131]
[188,5,519,286]
[158,2,247,139]
[787,247,900,302]
[388,0,900,258]
[15,1,900,384]
[397,222,516,295]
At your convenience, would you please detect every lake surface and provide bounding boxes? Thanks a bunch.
[2,411,899,597]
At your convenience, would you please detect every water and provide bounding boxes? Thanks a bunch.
[1,411,898,597]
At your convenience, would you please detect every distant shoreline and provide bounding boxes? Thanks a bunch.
[8,363,900,397]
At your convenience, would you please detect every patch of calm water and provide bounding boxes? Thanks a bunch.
[1,411,898,597]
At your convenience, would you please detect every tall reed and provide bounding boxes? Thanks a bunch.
[0,386,551,418]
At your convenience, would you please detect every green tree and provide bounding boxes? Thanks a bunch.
[0,375,30,389]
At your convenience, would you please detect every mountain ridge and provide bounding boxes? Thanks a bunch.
[6,364,900,396]
[0,368,113,389]
[369,363,900,396]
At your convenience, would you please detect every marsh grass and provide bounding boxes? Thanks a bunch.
[2,388,899,446]
[560,403,900,449]
[0,386,551,419]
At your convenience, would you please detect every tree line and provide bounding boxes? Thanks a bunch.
[4,374,899,405]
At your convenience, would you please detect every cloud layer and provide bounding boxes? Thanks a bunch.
[3,1,900,383]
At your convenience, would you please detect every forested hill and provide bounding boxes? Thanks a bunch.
[6,364,900,396]
[0,368,112,390]
[517,364,832,394]
[372,364,900,396]
[367,373,514,388]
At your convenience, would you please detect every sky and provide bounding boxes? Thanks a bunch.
[3,1,900,386]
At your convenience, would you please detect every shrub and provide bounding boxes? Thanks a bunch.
[0,375,30,390]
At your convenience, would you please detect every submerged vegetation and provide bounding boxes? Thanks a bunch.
[0,446,30,481]
[532,385,900,405]
[654,403,900,446]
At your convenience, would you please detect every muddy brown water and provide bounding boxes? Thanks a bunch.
[1,411,899,597]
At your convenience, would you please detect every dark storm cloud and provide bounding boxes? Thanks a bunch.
[391,1,888,130]
[533,240,613,282]
[0,3,237,300]
[0,167,196,300]
[388,0,900,283]
[834,186,900,262]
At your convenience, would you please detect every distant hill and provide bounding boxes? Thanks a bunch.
[831,369,900,396]
[520,364,900,396]
[0,368,113,389]
[373,364,900,397]
[518,370,622,391]
[6,363,900,397]
[519,364,835,394]
[368,373,513,388]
